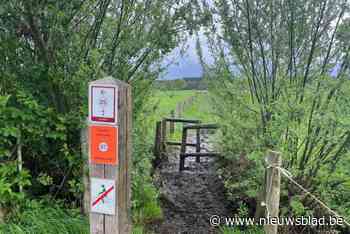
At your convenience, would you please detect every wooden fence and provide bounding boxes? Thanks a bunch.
[154,117,220,171]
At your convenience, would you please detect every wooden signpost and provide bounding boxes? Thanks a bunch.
[87,77,132,234]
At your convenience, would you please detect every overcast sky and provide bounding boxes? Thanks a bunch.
[160,34,206,80]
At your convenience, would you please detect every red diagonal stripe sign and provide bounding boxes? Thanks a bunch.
[92,185,114,207]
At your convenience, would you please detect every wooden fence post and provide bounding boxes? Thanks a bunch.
[169,110,175,135]
[195,129,201,163]
[161,119,167,153]
[87,77,132,234]
[154,121,162,157]
[179,128,188,171]
[264,151,282,234]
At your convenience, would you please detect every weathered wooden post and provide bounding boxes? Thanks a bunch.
[154,121,162,157]
[179,127,188,171]
[169,110,175,135]
[264,151,281,234]
[195,129,201,163]
[161,119,167,152]
[87,77,132,234]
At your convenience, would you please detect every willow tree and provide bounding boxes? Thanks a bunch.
[199,0,350,225]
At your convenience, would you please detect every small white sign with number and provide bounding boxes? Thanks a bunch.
[89,84,118,124]
[90,178,116,215]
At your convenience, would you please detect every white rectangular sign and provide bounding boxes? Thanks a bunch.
[89,85,118,124]
[91,178,116,215]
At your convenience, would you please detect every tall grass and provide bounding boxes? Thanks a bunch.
[0,200,88,234]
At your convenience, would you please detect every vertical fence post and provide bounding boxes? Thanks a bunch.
[195,129,201,163]
[161,119,167,153]
[264,151,282,234]
[87,77,132,234]
[154,121,162,157]
[170,111,175,135]
[179,128,188,171]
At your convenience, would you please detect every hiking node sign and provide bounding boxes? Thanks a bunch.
[89,125,118,165]
[91,178,116,215]
[87,77,132,234]
[89,84,118,124]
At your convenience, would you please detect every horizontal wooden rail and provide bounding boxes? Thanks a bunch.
[163,118,201,123]
[180,152,220,157]
[183,124,219,130]
[166,141,197,147]
[154,117,220,171]
[179,123,220,171]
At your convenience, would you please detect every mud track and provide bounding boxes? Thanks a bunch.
[152,133,231,234]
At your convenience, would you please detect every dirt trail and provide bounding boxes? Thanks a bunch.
[153,132,231,234]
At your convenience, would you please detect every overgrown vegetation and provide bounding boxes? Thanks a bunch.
[0,0,201,231]
[197,0,350,232]
[0,200,88,234]
[1,0,350,233]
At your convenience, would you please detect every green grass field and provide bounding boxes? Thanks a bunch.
[151,90,197,118]
[150,89,216,142]
[151,90,215,122]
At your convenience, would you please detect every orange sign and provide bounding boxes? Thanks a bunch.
[89,125,118,165]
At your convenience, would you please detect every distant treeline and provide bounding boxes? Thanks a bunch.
[155,77,207,90]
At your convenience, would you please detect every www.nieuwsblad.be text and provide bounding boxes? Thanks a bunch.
[209,215,344,227]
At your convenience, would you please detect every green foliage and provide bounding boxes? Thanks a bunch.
[0,200,88,234]
[220,226,264,234]
[211,75,350,218]
[130,94,163,227]
[0,91,69,205]
[0,0,191,229]
[202,0,350,228]
[132,225,147,234]
[0,162,31,207]
[132,176,162,225]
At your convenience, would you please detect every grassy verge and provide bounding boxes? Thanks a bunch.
[0,200,88,234]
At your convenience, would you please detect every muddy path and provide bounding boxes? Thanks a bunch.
[152,132,231,233]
